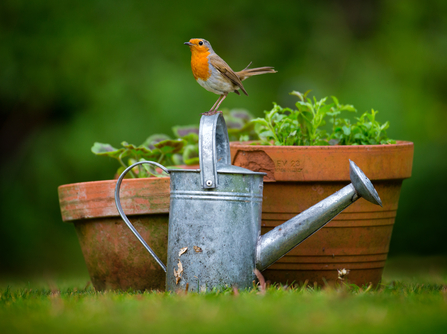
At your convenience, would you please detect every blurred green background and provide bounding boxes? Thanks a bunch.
[1,0,446,279]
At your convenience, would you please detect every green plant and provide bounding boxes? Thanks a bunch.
[252,90,396,146]
[92,109,257,178]
[224,109,259,142]
[92,125,199,178]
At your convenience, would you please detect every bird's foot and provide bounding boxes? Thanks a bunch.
[201,110,223,116]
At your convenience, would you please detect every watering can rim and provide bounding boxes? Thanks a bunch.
[167,165,267,176]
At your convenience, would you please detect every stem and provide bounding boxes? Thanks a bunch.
[266,119,279,145]
[333,115,336,134]
[119,152,136,178]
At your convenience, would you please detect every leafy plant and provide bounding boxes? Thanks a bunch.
[92,125,199,178]
[251,90,396,146]
[92,109,257,178]
[223,109,259,142]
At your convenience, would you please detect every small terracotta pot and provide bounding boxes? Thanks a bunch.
[230,141,414,286]
[58,177,170,291]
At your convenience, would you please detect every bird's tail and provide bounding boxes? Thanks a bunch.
[236,63,277,81]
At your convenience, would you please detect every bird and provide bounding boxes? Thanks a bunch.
[184,38,277,116]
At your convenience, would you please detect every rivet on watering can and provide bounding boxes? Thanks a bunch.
[206,180,213,187]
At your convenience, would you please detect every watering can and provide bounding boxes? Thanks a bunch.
[115,114,383,292]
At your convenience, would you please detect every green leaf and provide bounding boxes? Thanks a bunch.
[141,134,171,149]
[178,132,199,145]
[154,139,185,154]
[226,108,254,123]
[326,110,341,117]
[239,134,250,142]
[183,144,199,165]
[171,153,184,166]
[140,158,165,177]
[342,126,351,136]
[341,104,356,112]
[250,118,271,127]
[331,95,339,106]
[91,142,127,159]
[259,130,275,138]
[171,125,199,139]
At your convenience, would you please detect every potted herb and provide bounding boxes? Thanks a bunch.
[230,91,414,286]
[58,110,255,291]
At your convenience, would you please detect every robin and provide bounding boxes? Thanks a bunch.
[184,38,277,116]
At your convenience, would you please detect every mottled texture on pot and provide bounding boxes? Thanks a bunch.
[231,141,414,286]
[58,178,170,291]
[74,215,167,291]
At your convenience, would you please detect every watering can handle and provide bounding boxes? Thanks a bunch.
[199,114,231,189]
[114,161,168,273]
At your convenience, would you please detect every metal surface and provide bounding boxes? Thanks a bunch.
[115,160,169,273]
[349,159,383,207]
[256,160,382,271]
[167,170,264,291]
[198,113,231,189]
[166,114,266,291]
[115,113,384,292]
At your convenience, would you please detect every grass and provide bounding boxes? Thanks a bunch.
[1,256,446,334]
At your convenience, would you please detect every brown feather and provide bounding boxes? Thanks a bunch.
[236,66,277,81]
[209,54,248,95]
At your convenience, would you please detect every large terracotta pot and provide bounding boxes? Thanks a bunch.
[230,141,414,286]
[58,177,170,291]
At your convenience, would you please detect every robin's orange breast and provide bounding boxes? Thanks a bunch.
[190,50,212,81]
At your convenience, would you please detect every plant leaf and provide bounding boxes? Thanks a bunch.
[141,134,171,149]
[172,125,199,139]
[91,142,127,159]
[183,144,199,165]
[154,139,186,154]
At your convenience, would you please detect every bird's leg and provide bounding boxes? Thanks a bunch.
[202,94,226,116]
[213,93,227,111]
[210,95,224,111]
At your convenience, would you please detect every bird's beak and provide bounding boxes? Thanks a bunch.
[184,42,193,46]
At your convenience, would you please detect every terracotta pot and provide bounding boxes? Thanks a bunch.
[230,141,414,286]
[58,177,170,291]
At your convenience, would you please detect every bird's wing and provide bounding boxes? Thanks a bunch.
[209,54,248,95]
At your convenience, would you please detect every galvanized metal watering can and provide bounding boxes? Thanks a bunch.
[115,114,383,291]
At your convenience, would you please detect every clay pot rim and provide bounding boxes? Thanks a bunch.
[58,177,171,222]
[230,140,413,150]
[57,176,170,190]
[230,140,414,182]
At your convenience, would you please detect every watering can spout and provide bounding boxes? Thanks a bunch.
[255,160,382,272]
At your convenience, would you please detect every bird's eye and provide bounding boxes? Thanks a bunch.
[199,41,203,46]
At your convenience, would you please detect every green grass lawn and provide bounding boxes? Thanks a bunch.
[1,256,446,334]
